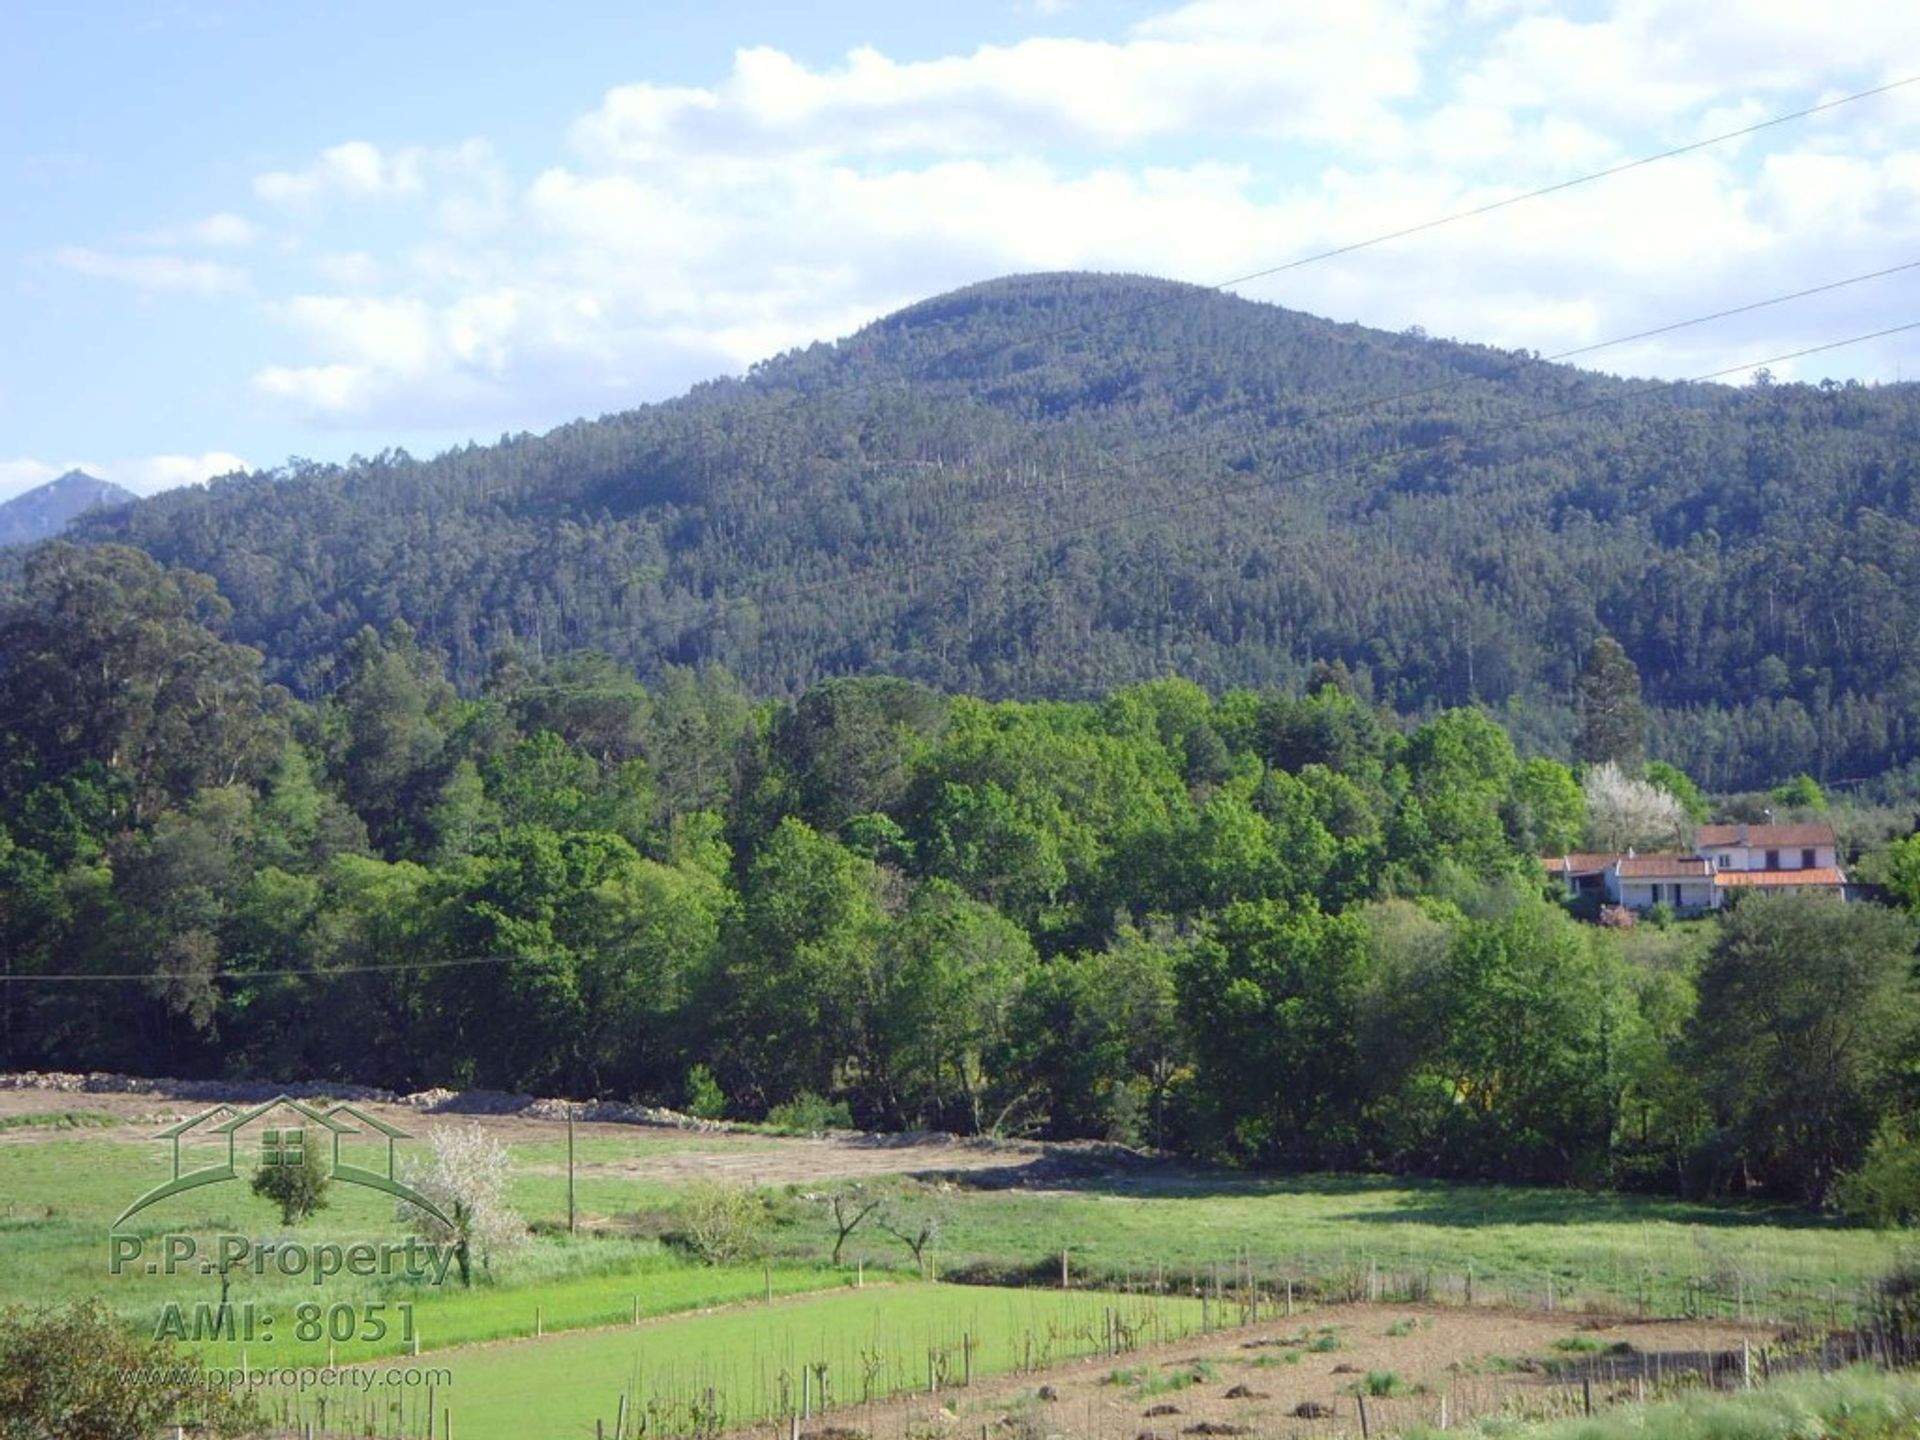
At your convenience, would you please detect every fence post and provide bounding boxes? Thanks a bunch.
[1357,1393,1371,1439]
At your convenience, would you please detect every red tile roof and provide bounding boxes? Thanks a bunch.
[1614,855,1714,879]
[1715,867,1847,888]
[1695,823,1837,849]
[1543,853,1621,876]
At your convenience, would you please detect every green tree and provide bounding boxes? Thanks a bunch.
[860,882,1034,1131]
[0,543,281,825]
[1574,637,1646,770]
[1645,761,1710,823]
[249,1135,332,1225]
[1004,924,1187,1145]
[1176,901,1375,1164]
[1505,757,1586,855]
[1428,900,1637,1182]
[1883,834,1920,913]
[768,676,948,833]
[331,623,455,856]
[1397,709,1520,877]
[1770,772,1828,813]
[1689,893,1920,1204]
[711,818,884,1108]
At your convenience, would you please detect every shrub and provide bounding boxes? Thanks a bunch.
[684,1065,728,1121]
[1835,1126,1920,1227]
[764,1092,853,1134]
[0,1298,262,1439]
[678,1181,772,1265]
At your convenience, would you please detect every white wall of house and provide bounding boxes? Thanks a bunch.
[1612,880,1718,910]
[1698,842,1836,872]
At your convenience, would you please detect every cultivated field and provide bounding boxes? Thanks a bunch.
[0,1084,1909,1440]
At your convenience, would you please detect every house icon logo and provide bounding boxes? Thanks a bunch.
[114,1095,452,1230]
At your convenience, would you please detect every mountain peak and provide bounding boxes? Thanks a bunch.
[0,470,138,549]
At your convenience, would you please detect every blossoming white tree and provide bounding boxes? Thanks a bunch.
[395,1122,525,1286]
[1582,761,1690,852]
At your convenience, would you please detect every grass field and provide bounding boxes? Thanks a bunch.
[334,1283,1209,1440]
[820,1173,1906,1321]
[0,1137,847,1365]
[2,1101,1912,1440]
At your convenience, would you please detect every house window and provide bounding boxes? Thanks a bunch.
[1802,848,1816,869]
[1765,849,1780,870]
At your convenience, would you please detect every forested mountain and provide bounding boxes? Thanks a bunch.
[59,272,1920,790]
[0,470,136,548]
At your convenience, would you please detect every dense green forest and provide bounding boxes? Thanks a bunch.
[50,272,1920,792]
[5,542,1920,1211]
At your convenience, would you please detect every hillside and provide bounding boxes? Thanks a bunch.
[0,470,136,548]
[60,272,1920,789]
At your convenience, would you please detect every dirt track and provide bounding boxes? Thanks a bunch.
[0,1084,1063,1187]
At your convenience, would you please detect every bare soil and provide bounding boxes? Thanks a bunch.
[0,1084,1064,1186]
[755,1303,1775,1440]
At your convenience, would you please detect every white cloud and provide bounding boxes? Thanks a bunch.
[137,211,260,248]
[115,452,252,493]
[214,0,1920,436]
[0,452,249,503]
[0,459,62,501]
[255,140,427,203]
[254,139,501,208]
[313,250,383,288]
[53,246,247,295]
[571,2,1429,166]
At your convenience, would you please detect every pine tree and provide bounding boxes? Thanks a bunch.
[1574,638,1646,770]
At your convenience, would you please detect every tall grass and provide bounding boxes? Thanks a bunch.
[1407,1367,1920,1439]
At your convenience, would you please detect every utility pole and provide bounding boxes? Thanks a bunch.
[567,1104,577,1235]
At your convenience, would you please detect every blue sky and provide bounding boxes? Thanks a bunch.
[5,1,1917,499]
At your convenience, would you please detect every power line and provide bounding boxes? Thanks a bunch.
[623,73,1919,500]
[1182,75,1920,301]
[9,265,1913,784]
[861,74,1920,376]
[1,955,522,984]
[619,71,1920,594]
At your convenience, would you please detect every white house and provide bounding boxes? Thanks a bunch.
[1606,853,1719,912]
[1546,821,1848,914]
[1693,822,1841,877]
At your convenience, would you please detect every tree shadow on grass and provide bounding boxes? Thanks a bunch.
[957,1163,1848,1232]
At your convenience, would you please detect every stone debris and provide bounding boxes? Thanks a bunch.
[0,1070,727,1130]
